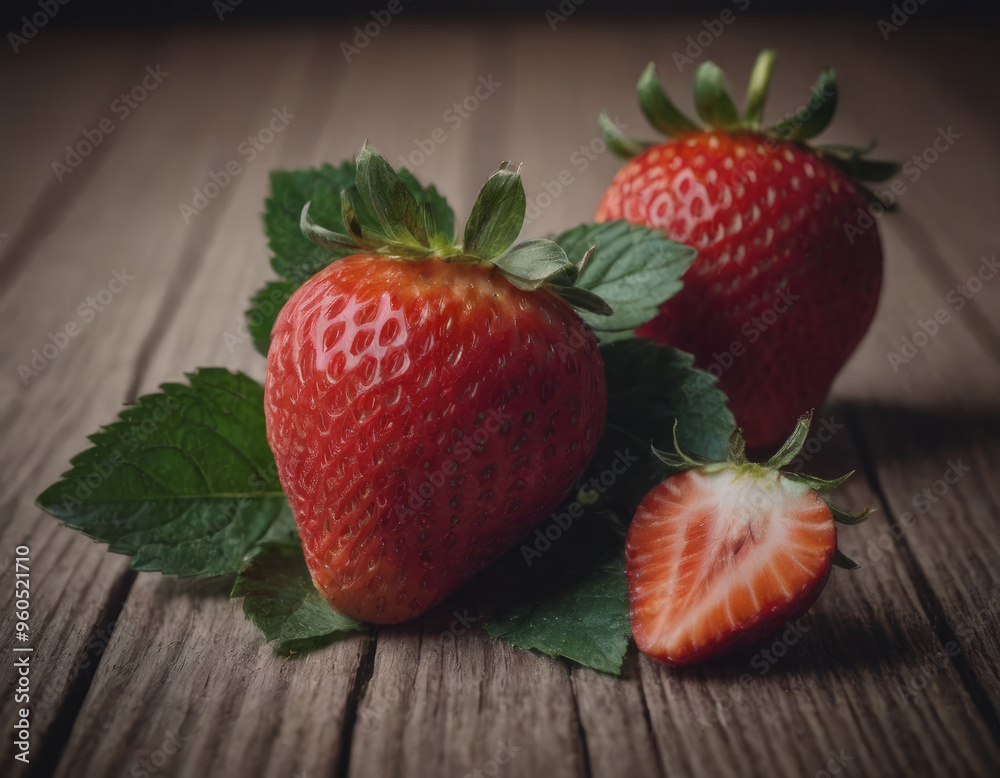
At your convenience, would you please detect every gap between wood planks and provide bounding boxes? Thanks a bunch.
[27,569,137,778]
[24,28,341,773]
[842,405,1000,745]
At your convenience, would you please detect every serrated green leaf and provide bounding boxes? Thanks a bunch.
[554,221,697,339]
[637,62,701,138]
[463,164,526,259]
[592,340,735,513]
[355,141,428,247]
[693,61,741,131]
[264,162,356,284]
[233,536,366,653]
[483,551,630,675]
[245,279,297,357]
[475,339,734,675]
[473,502,630,675]
[252,158,456,352]
[36,369,287,577]
[493,239,571,290]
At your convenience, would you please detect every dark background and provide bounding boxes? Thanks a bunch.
[3,0,999,30]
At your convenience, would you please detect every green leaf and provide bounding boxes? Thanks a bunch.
[463,163,526,259]
[264,162,357,284]
[599,111,651,160]
[473,498,630,675]
[693,61,741,131]
[233,531,366,653]
[398,168,455,245]
[595,340,734,510]
[300,202,358,251]
[482,548,630,675]
[355,141,429,247]
[833,548,861,570]
[554,221,697,340]
[770,68,837,142]
[253,158,457,353]
[245,279,297,357]
[475,339,733,675]
[827,501,875,526]
[36,369,286,577]
[815,144,901,183]
[743,49,777,130]
[764,412,813,469]
[493,239,572,290]
[637,62,701,138]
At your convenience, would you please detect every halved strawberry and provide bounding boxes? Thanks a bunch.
[625,414,870,666]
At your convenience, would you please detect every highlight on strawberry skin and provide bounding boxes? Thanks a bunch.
[625,413,872,667]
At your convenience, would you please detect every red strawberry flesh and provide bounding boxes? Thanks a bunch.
[626,464,835,666]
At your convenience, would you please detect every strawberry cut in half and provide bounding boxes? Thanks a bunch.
[625,413,871,666]
[597,51,900,449]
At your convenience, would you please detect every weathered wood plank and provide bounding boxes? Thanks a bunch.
[2,17,999,778]
[0,26,351,776]
[50,573,370,778]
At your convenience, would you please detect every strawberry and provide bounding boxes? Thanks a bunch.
[264,144,611,624]
[596,51,899,448]
[625,413,871,666]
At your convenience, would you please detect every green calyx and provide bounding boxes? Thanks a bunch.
[652,411,873,569]
[601,50,901,205]
[300,141,612,316]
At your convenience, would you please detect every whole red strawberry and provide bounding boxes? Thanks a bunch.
[597,52,899,448]
[626,414,871,666]
[265,144,608,623]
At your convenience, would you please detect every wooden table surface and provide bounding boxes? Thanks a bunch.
[2,16,999,778]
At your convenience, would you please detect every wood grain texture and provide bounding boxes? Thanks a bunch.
[1,16,998,778]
